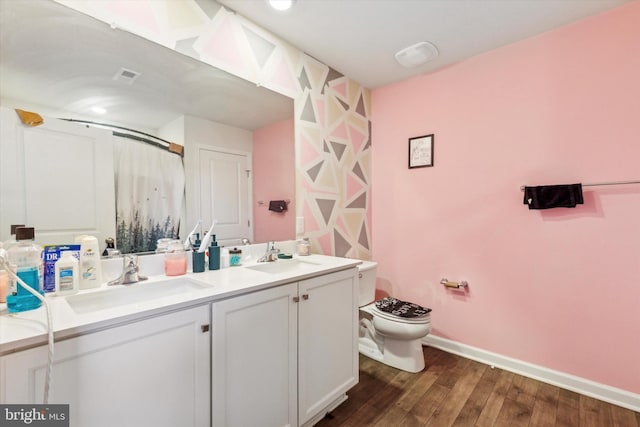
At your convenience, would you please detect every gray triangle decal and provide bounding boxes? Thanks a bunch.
[330,141,347,161]
[355,93,366,117]
[194,0,222,19]
[352,161,367,184]
[323,140,331,153]
[334,229,352,257]
[364,120,372,150]
[358,222,369,250]
[346,192,366,209]
[306,160,323,182]
[337,98,349,111]
[299,67,312,90]
[301,95,316,122]
[322,67,344,94]
[316,199,336,225]
[242,26,276,69]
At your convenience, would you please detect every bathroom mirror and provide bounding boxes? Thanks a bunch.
[0,0,295,250]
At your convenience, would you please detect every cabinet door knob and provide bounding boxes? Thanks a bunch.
[302,294,309,300]
[293,296,300,303]
[201,324,210,333]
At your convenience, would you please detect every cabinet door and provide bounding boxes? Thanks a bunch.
[298,268,359,425]
[211,283,298,427]
[0,305,210,427]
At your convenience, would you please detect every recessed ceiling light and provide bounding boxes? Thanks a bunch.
[395,41,439,68]
[91,106,107,114]
[267,0,295,11]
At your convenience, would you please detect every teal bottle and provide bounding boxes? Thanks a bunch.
[6,227,44,313]
[208,235,220,270]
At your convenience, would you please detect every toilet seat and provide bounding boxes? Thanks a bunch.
[372,307,431,324]
[374,297,431,321]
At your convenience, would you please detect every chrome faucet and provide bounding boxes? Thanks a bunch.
[258,241,280,262]
[108,254,148,286]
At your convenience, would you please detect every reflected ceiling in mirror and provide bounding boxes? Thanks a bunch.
[0,0,293,132]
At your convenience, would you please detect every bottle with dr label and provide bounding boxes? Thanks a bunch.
[55,251,79,295]
[77,235,102,289]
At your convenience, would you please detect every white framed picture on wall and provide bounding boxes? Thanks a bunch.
[408,134,434,168]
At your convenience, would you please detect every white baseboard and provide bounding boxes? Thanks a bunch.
[423,335,640,412]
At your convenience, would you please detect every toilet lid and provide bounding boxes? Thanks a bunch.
[374,297,432,319]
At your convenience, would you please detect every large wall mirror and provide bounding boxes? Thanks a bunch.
[0,0,295,253]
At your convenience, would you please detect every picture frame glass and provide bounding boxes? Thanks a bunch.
[409,134,434,168]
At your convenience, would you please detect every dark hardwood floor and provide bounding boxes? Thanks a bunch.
[316,346,640,427]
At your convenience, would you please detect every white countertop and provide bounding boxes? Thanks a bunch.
[0,254,361,355]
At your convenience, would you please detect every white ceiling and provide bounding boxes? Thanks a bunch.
[218,0,632,89]
[0,0,293,133]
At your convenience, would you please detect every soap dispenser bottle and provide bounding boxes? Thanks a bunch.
[208,235,220,271]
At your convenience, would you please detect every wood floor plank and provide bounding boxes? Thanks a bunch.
[451,365,501,427]
[316,347,640,427]
[401,383,450,426]
[580,394,614,427]
[493,397,532,427]
[426,360,487,426]
[529,382,559,427]
[475,370,515,427]
[556,388,581,427]
[611,404,640,427]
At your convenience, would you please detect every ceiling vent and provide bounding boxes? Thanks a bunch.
[395,41,439,68]
[113,67,141,84]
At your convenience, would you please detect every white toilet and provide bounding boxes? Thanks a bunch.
[358,261,432,373]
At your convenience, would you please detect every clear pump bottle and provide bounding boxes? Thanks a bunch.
[6,227,43,313]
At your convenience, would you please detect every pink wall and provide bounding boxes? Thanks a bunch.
[253,118,295,243]
[371,2,640,394]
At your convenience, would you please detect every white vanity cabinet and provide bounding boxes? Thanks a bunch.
[0,305,211,427]
[211,268,358,427]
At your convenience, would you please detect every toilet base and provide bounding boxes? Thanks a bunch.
[358,335,425,373]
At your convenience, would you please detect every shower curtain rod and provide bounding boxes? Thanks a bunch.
[520,180,640,191]
[59,118,183,157]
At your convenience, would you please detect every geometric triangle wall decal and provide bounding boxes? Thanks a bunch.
[242,26,276,69]
[346,192,366,209]
[301,94,316,122]
[298,67,312,90]
[306,160,324,182]
[334,228,352,257]
[323,140,331,153]
[330,141,347,161]
[322,67,344,94]
[358,222,369,250]
[316,198,336,225]
[352,161,367,184]
[337,97,349,111]
[175,37,200,59]
[355,93,367,117]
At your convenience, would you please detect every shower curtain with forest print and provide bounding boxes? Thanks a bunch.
[113,135,184,253]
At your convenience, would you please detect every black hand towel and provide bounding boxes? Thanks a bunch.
[268,200,288,212]
[523,184,583,209]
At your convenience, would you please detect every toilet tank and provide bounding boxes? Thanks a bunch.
[357,260,378,307]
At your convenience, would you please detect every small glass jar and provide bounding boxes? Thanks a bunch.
[229,248,242,266]
[296,238,311,256]
[165,240,187,276]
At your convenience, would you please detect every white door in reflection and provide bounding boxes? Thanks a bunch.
[198,147,252,243]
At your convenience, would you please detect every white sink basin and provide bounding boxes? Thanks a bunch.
[245,258,321,274]
[66,277,209,314]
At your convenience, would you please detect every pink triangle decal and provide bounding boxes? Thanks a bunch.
[201,15,246,71]
[270,57,297,93]
[317,232,332,255]
[303,200,319,232]
[299,133,320,166]
[330,122,348,140]
[332,81,347,99]
[348,124,367,155]
[346,173,365,201]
